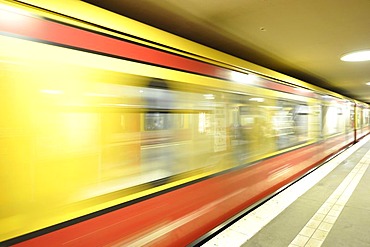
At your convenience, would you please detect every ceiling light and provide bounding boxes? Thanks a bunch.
[340,50,370,62]
[366,82,370,86]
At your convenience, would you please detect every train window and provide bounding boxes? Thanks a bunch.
[144,111,185,130]
[274,100,309,149]
[145,113,167,130]
[343,102,354,132]
[323,104,344,136]
[225,94,277,161]
[144,78,175,131]
[363,108,369,127]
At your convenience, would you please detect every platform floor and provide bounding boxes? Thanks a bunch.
[202,135,370,247]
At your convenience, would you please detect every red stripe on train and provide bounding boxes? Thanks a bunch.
[0,9,224,78]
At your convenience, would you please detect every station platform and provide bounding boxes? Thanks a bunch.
[202,134,370,247]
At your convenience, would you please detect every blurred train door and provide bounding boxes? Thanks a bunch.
[141,78,178,179]
[100,84,141,182]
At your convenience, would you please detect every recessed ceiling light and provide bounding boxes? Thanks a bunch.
[366,82,370,86]
[341,50,370,62]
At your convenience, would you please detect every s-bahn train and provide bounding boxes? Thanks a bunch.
[1,1,369,246]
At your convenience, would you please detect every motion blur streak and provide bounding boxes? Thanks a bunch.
[0,0,369,246]
[116,188,245,246]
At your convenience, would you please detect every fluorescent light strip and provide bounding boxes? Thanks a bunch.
[341,50,370,62]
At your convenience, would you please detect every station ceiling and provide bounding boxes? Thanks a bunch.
[84,0,370,103]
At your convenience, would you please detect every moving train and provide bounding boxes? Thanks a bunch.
[1,0,369,246]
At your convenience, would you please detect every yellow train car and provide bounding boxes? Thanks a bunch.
[0,0,368,246]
